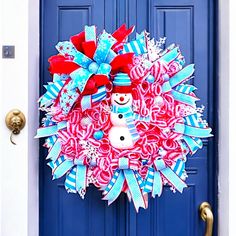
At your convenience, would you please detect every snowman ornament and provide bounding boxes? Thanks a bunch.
[108,73,139,149]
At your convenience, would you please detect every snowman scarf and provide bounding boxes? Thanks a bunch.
[111,105,140,143]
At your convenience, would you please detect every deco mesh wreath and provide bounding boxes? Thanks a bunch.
[36,25,212,212]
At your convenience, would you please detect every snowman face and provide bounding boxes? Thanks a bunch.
[111,93,133,107]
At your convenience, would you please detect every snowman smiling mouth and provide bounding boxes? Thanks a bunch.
[114,99,130,106]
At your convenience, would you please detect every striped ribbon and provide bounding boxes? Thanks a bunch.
[143,158,187,197]
[80,85,107,111]
[35,121,67,138]
[103,157,146,212]
[175,113,212,154]
[120,37,147,56]
[48,155,74,180]
[57,26,117,113]
[48,155,88,198]
[133,113,150,122]
[39,80,66,107]
[112,105,140,143]
[161,64,199,107]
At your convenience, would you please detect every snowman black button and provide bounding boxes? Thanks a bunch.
[118,114,123,119]
[120,136,125,141]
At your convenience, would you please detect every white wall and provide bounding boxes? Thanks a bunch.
[0,0,235,235]
[218,0,229,235]
[228,0,236,235]
[0,0,39,235]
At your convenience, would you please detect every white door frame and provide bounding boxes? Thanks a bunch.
[0,0,233,235]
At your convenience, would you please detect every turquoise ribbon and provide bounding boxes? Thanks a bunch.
[52,158,74,180]
[75,159,87,192]
[159,47,179,64]
[46,139,61,161]
[174,123,212,138]
[103,157,145,212]
[71,30,115,93]
[35,121,67,138]
[162,64,195,93]
[154,159,187,193]
[152,171,162,197]
[161,64,198,106]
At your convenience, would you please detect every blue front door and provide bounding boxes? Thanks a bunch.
[40,0,217,235]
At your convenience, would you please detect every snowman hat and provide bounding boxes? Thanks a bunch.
[112,73,132,93]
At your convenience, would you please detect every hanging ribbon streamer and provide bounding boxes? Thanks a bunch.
[103,157,146,212]
[174,113,212,154]
[143,158,187,197]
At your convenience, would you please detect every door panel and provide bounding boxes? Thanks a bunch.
[40,0,216,235]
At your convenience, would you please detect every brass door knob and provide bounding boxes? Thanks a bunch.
[199,202,214,236]
[5,109,26,145]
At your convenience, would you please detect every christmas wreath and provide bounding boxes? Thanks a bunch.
[36,25,212,212]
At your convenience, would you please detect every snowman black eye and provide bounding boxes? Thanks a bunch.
[116,94,118,96]
[120,136,125,141]
[125,94,127,96]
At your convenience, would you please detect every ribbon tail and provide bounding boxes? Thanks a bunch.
[65,167,77,193]
[174,123,212,138]
[161,168,187,193]
[103,171,125,205]
[171,90,199,107]
[35,125,58,138]
[46,139,61,161]
[76,165,87,196]
[124,170,146,212]
[52,158,74,180]
[183,136,203,154]
[152,171,163,198]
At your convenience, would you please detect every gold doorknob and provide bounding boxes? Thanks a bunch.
[5,109,26,145]
[199,202,214,236]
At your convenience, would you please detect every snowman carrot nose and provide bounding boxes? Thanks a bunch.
[119,96,125,102]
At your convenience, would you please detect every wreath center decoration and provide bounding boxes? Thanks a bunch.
[36,25,212,212]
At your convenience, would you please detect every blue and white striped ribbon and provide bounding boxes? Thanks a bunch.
[121,37,147,56]
[161,64,199,107]
[133,113,150,122]
[177,113,209,154]
[103,158,146,212]
[52,157,74,180]
[45,135,57,148]
[154,158,187,193]
[92,86,106,103]
[39,80,65,107]
[162,64,195,93]
[64,161,87,196]
[175,84,196,94]
[65,167,77,193]
[173,159,185,177]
